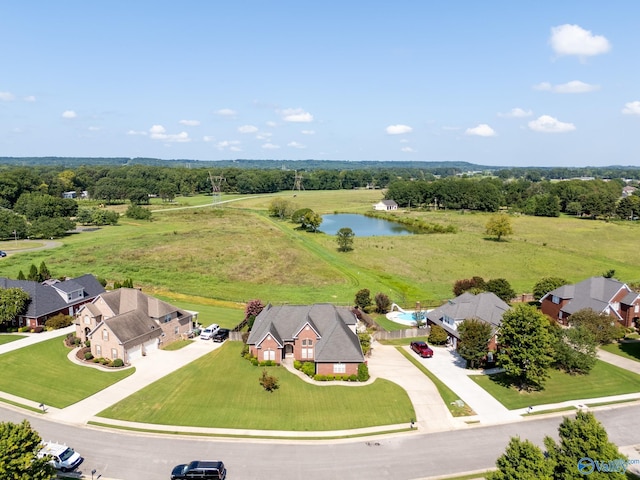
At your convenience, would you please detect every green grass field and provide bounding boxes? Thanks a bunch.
[2,190,640,309]
[98,341,415,431]
[0,334,25,345]
[471,361,640,410]
[0,336,134,408]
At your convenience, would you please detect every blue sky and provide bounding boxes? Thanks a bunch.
[1,1,639,167]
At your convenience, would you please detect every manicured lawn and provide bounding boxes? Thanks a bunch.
[601,341,640,363]
[98,341,415,431]
[471,361,640,410]
[0,336,134,408]
[0,334,25,345]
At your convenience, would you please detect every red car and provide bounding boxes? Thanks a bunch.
[410,341,434,358]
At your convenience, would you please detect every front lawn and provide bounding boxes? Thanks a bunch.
[600,341,640,363]
[471,360,640,410]
[98,341,415,431]
[0,335,135,408]
[0,334,25,345]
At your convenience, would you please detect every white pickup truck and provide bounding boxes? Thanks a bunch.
[37,441,84,472]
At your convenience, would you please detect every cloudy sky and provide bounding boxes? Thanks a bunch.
[1,1,639,167]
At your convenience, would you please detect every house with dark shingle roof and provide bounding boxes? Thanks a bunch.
[76,288,193,364]
[0,274,105,328]
[540,276,640,328]
[425,292,511,350]
[246,304,365,376]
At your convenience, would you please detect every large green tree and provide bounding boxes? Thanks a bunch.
[497,304,554,391]
[0,288,30,325]
[552,325,597,375]
[485,278,516,303]
[354,288,372,310]
[568,308,624,345]
[485,213,513,241]
[458,318,494,369]
[487,437,553,480]
[336,227,355,252]
[533,277,568,301]
[0,420,55,480]
[544,411,627,479]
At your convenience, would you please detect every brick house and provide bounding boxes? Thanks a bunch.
[75,288,193,364]
[0,274,105,329]
[425,292,511,350]
[540,276,640,328]
[246,304,365,376]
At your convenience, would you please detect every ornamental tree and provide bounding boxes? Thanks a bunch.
[497,303,554,391]
[485,213,513,241]
[458,318,494,369]
[487,437,553,480]
[0,420,55,480]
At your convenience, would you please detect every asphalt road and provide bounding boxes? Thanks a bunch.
[2,404,640,480]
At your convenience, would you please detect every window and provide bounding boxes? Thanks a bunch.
[164,314,172,323]
[301,339,314,359]
[102,330,109,341]
[333,363,346,374]
[111,348,118,360]
[443,315,454,326]
[96,345,102,356]
[552,295,560,304]
[84,316,90,325]
[174,326,179,335]
[263,350,275,361]
[635,305,639,313]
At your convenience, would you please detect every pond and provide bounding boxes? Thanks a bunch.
[320,213,416,237]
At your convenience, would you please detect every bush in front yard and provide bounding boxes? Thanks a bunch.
[293,360,302,370]
[84,352,94,361]
[45,313,73,330]
[259,369,279,392]
[111,359,124,367]
[301,362,315,377]
[428,325,449,345]
[357,363,370,382]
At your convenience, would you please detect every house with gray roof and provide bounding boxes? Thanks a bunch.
[76,288,193,364]
[425,292,511,350]
[540,276,640,328]
[246,304,365,376]
[0,274,105,329]
[373,199,398,211]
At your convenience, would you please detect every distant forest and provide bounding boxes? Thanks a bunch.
[0,158,638,230]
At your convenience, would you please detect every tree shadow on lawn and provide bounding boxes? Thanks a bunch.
[618,340,640,361]
[484,372,544,393]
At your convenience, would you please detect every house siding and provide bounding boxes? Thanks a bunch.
[540,297,569,324]
[294,325,318,362]
[253,335,281,363]
[316,362,359,376]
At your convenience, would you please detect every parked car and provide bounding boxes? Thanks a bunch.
[37,441,83,472]
[410,341,434,358]
[199,324,220,340]
[171,460,226,480]
[212,328,230,342]
[0,251,6,257]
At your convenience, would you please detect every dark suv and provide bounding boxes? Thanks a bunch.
[171,461,226,480]
[212,328,230,342]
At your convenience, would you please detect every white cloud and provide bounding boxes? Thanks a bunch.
[549,24,611,57]
[288,141,306,149]
[262,142,280,149]
[281,108,314,123]
[216,108,237,117]
[622,101,640,115]
[401,147,416,153]
[179,119,200,126]
[534,80,599,93]
[386,124,413,135]
[127,130,147,136]
[528,115,576,133]
[256,132,272,140]
[301,129,315,135]
[62,110,77,119]
[149,124,191,142]
[498,107,533,118]
[0,92,15,101]
[203,135,215,142]
[465,124,496,137]
[215,140,241,151]
[23,95,36,102]
[266,121,277,128]
[238,125,259,134]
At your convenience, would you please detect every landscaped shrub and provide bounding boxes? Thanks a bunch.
[31,326,44,333]
[349,374,357,382]
[84,352,94,361]
[93,357,102,363]
[314,374,326,381]
[250,357,259,366]
[84,340,91,347]
[293,360,302,370]
[259,360,276,367]
[45,313,73,330]
[301,362,315,377]
[111,358,124,367]
[18,326,29,333]
[259,369,279,392]
[428,325,449,345]
[357,362,370,382]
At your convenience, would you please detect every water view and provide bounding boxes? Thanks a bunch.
[321,213,416,237]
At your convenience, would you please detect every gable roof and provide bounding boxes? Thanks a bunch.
[426,292,511,339]
[247,304,363,363]
[542,276,633,316]
[101,311,163,347]
[0,274,105,319]
[98,288,179,319]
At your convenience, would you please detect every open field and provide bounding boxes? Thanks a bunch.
[0,336,134,408]
[471,360,640,410]
[98,341,415,431]
[1,190,640,308]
